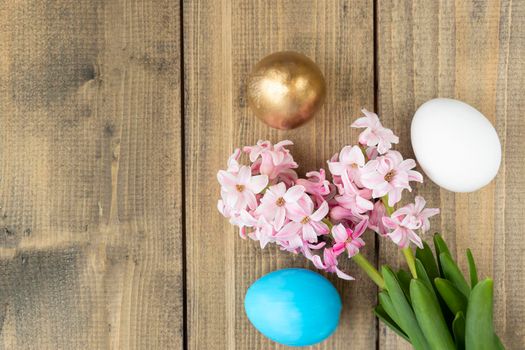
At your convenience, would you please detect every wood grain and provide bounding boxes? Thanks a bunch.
[184,1,376,349]
[0,0,183,349]
[377,0,525,348]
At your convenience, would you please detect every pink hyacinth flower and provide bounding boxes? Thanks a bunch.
[360,150,423,206]
[256,183,306,230]
[335,173,373,215]
[351,109,399,154]
[382,216,422,249]
[329,205,354,222]
[244,140,273,162]
[368,200,389,236]
[327,145,365,185]
[249,216,300,249]
[217,166,269,211]
[332,220,368,258]
[414,196,440,232]
[280,198,329,244]
[227,148,242,172]
[229,209,259,239]
[312,248,354,280]
[295,169,332,206]
[382,196,439,249]
[391,196,440,232]
[244,140,298,184]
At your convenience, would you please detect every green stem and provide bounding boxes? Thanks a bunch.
[402,247,418,278]
[381,195,394,215]
[352,253,385,289]
[322,218,334,230]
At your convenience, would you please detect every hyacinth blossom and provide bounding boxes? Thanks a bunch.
[217,109,439,282]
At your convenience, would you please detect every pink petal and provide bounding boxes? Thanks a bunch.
[361,171,386,189]
[239,209,258,226]
[279,221,302,237]
[327,161,346,176]
[388,227,409,248]
[356,196,374,212]
[408,170,424,183]
[244,191,258,210]
[382,216,398,229]
[332,242,346,255]
[225,192,239,208]
[340,145,365,166]
[330,206,354,221]
[386,151,403,166]
[283,185,306,202]
[390,173,410,188]
[414,196,426,213]
[353,219,369,238]
[308,242,326,250]
[323,249,337,265]
[310,201,329,222]
[408,230,423,249]
[217,170,237,188]
[346,244,360,258]
[274,140,294,149]
[335,268,355,280]
[372,181,391,198]
[270,182,286,196]
[387,188,403,206]
[302,224,318,243]
[274,207,286,231]
[331,224,348,243]
[311,221,329,235]
[248,174,269,193]
[362,131,380,147]
[351,116,372,128]
[237,166,252,184]
[286,203,308,222]
[398,158,416,171]
[376,157,392,174]
[312,255,326,269]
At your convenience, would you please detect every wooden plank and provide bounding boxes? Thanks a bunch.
[184,0,375,349]
[0,1,183,349]
[377,0,525,348]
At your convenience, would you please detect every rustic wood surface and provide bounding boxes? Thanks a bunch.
[0,0,523,349]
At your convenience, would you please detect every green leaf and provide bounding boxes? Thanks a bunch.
[466,279,501,350]
[415,259,439,304]
[434,234,451,275]
[439,252,470,297]
[435,278,468,315]
[374,304,409,342]
[378,291,400,326]
[453,312,466,350]
[410,279,455,350]
[466,249,478,288]
[494,335,506,350]
[382,266,428,350]
[416,241,440,280]
[397,269,412,302]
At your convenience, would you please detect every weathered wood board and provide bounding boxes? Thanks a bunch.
[0,0,183,349]
[184,1,376,349]
[377,0,525,348]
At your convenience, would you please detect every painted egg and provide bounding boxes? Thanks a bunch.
[411,98,501,192]
[244,268,342,347]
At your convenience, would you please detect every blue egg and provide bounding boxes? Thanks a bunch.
[244,268,342,347]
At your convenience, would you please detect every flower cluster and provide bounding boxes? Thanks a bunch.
[217,109,439,280]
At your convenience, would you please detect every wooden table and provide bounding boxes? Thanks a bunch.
[0,1,523,349]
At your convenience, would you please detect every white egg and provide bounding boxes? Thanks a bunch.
[411,98,501,193]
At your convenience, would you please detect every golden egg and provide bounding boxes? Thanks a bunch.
[247,51,326,130]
